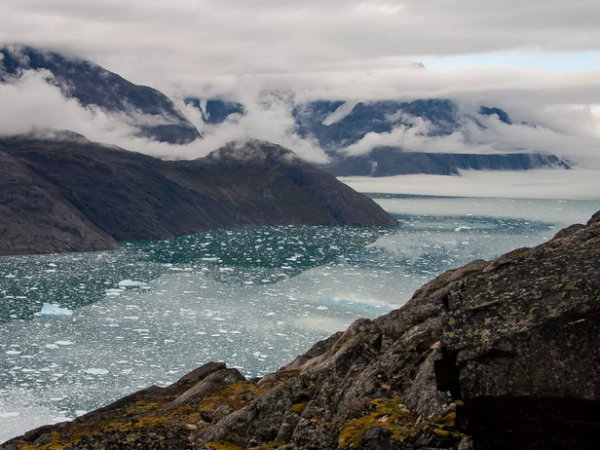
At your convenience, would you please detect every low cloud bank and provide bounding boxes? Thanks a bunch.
[0,71,329,162]
[339,169,600,200]
[0,68,598,168]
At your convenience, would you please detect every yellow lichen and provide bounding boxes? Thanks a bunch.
[433,428,452,437]
[205,441,244,450]
[291,403,307,414]
[337,397,418,449]
[431,412,456,427]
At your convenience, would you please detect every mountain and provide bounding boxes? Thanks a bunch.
[293,99,461,151]
[0,45,200,144]
[185,96,570,175]
[184,98,246,124]
[321,146,570,176]
[0,136,396,256]
[0,45,570,175]
[5,210,600,450]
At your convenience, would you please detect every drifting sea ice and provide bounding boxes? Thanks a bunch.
[1,197,600,443]
[37,303,73,317]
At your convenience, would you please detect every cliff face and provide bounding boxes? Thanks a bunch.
[0,137,396,256]
[4,211,600,450]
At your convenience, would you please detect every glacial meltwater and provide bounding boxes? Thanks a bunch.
[1,196,599,442]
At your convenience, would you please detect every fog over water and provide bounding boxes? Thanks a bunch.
[1,196,600,442]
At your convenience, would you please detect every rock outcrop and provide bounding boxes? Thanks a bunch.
[4,211,600,449]
[0,137,396,256]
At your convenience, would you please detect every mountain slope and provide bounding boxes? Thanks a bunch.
[0,137,396,256]
[184,98,245,124]
[0,45,200,144]
[0,150,117,255]
[5,210,600,450]
[294,99,461,150]
[321,146,569,176]
[184,96,569,175]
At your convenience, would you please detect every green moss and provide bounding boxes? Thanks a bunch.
[291,403,307,414]
[205,441,244,450]
[431,412,456,427]
[433,428,452,437]
[506,249,527,259]
[338,397,418,448]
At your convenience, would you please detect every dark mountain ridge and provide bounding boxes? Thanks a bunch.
[184,98,246,125]
[321,146,570,176]
[184,97,569,175]
[1,45,571,175]
[0,137,396,256]
[0,45,200,144]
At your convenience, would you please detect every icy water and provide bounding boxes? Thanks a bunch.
[1,196,599,442]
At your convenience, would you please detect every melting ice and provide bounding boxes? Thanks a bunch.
[1,196,599,443]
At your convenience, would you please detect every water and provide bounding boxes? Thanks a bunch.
[0,196,599,442]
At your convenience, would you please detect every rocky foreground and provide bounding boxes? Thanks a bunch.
[3,211,600,450]
[0,137,395,256]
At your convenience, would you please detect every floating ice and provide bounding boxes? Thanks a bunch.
[2,199,600,445]
[0,413,20,418]
[54,341,74,346]
[118,280,148,288]
[37,303,73,317]
[454,226,472,232]
[105,289,123,297]
[84,369,109,375]
[5,351,21,355]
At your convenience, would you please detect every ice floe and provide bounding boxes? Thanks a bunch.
[37,303,73,317]
[83,369,109,375]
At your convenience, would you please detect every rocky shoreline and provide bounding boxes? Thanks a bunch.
[3,211,600,450]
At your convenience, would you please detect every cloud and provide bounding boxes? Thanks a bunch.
[0,70,330,163]
[1,68,599,168]
[0,70,138,139]
[0,0,599,167]
[0,0,599,95]
[338,102,600,167]
[339,169,600,201]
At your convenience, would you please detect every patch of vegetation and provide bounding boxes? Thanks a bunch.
[337,397,418,448]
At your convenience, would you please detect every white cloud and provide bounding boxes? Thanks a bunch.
[340,169,600,201]
[0,70,330,163]
[0,1,599,167]
[0,0,599,94]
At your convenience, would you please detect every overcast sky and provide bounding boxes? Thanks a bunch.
[1,0,599,93]
[0,0,599,181]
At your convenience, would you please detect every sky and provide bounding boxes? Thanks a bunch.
[0,0,599,189]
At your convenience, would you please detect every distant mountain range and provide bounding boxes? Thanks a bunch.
[0,45,200,144]
[0,45,570,175]
[185,97,569,174]
[0,136,395,256]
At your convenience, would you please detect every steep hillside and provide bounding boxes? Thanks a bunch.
[4,210,599,450]
[0,45,200,144]
[0,137,396,256]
